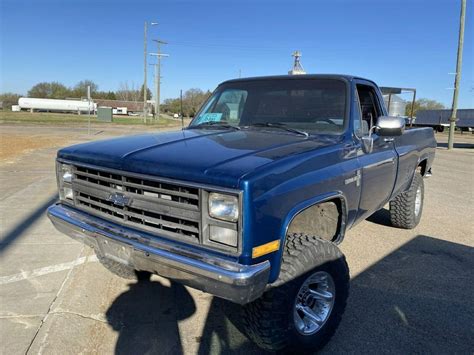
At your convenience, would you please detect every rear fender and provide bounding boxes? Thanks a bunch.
[407,153,434,188]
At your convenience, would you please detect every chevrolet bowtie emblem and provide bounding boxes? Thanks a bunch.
[106,192,132,207]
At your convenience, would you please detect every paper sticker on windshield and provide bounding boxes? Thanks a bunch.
[197,113,222,123]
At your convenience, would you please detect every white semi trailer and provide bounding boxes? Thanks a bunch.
[18,98,97,113]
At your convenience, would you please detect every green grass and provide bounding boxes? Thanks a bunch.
[0,111,179,126]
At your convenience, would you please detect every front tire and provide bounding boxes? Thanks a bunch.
[242,234,349,352]
[389,172,424,229]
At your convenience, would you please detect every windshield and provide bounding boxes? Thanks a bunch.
[190,78,347,134]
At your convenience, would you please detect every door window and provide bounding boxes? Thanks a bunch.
[356,84,383,130]
[353,90,368,136]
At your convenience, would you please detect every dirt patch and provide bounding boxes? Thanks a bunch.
[0,133,71,163]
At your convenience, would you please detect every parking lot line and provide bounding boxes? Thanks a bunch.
[0,255,98,285]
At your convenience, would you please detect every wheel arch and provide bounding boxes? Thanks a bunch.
[406,157,430,189]
[416,159,427,175]
[269,192,348,283]
[282,192,348,244]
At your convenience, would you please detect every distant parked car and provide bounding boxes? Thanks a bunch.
[173,113,179,118]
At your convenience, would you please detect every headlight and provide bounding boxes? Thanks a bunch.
[62,186,74,200]
[61,164,73,183]
[208,193,239,222]
[209,225,238,247]
[58,163,74,201]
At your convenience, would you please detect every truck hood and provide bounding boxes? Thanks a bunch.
[58,129,342,188]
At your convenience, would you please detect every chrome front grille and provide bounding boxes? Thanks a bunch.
[70,165,201,243]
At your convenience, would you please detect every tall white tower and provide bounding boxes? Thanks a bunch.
[288,51,306,75]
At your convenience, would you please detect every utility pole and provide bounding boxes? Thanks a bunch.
[180,89,184,128]
[409,89,416,128]
[150,40,169,121]
[149,63,158,118]
[87,85,91,135]
[448,0,466,150]
[143,21,148,123]
[143,21,158,123]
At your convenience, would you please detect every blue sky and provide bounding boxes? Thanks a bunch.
[1,0,473,107]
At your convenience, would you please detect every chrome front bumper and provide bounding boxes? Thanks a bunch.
[47,204,270,304]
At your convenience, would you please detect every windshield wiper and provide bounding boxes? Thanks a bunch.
[190,121,241,130]
[248,122,309,137]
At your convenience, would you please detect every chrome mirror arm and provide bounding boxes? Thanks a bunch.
[368,125,379,138]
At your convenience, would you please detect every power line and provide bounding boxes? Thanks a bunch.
[166,41,310,52]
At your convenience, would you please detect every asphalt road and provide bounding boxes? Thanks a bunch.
[1,125,473,354]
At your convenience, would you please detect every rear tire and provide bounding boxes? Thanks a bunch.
[242,234,349,352]
[389,172,424,229]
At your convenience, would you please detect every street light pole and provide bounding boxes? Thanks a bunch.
[448,0,466,150]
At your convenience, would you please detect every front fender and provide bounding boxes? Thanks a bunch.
[269,191,348,283]
[239,139,360,283]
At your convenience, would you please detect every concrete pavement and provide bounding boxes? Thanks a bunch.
[1,126,473,354]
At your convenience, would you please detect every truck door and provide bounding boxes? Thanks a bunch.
[355,82,397,221]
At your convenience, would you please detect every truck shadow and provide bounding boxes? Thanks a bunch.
[105,276,197,354]
[322,235,474,353]
[105,235,474,354]
[366,208,392,227]
[436,141,474,149]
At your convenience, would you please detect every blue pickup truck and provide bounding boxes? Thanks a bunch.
[48,75,436,352]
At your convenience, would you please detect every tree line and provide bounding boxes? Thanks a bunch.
[0,80,153,110]
[405,99,445,117]
[0,80,211,116]
[161,89,212,117]
[25,80,153,101]
[0,80,445,117]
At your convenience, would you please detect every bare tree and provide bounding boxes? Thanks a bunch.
[116,82,142,102]
[72,80,98,98]
[184,88,212,116]
[405,98,446,117]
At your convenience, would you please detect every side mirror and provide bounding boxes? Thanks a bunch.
[376,116,405,136]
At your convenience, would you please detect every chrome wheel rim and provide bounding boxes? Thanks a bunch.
[294,271,335,335]
[414,186,422,217]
